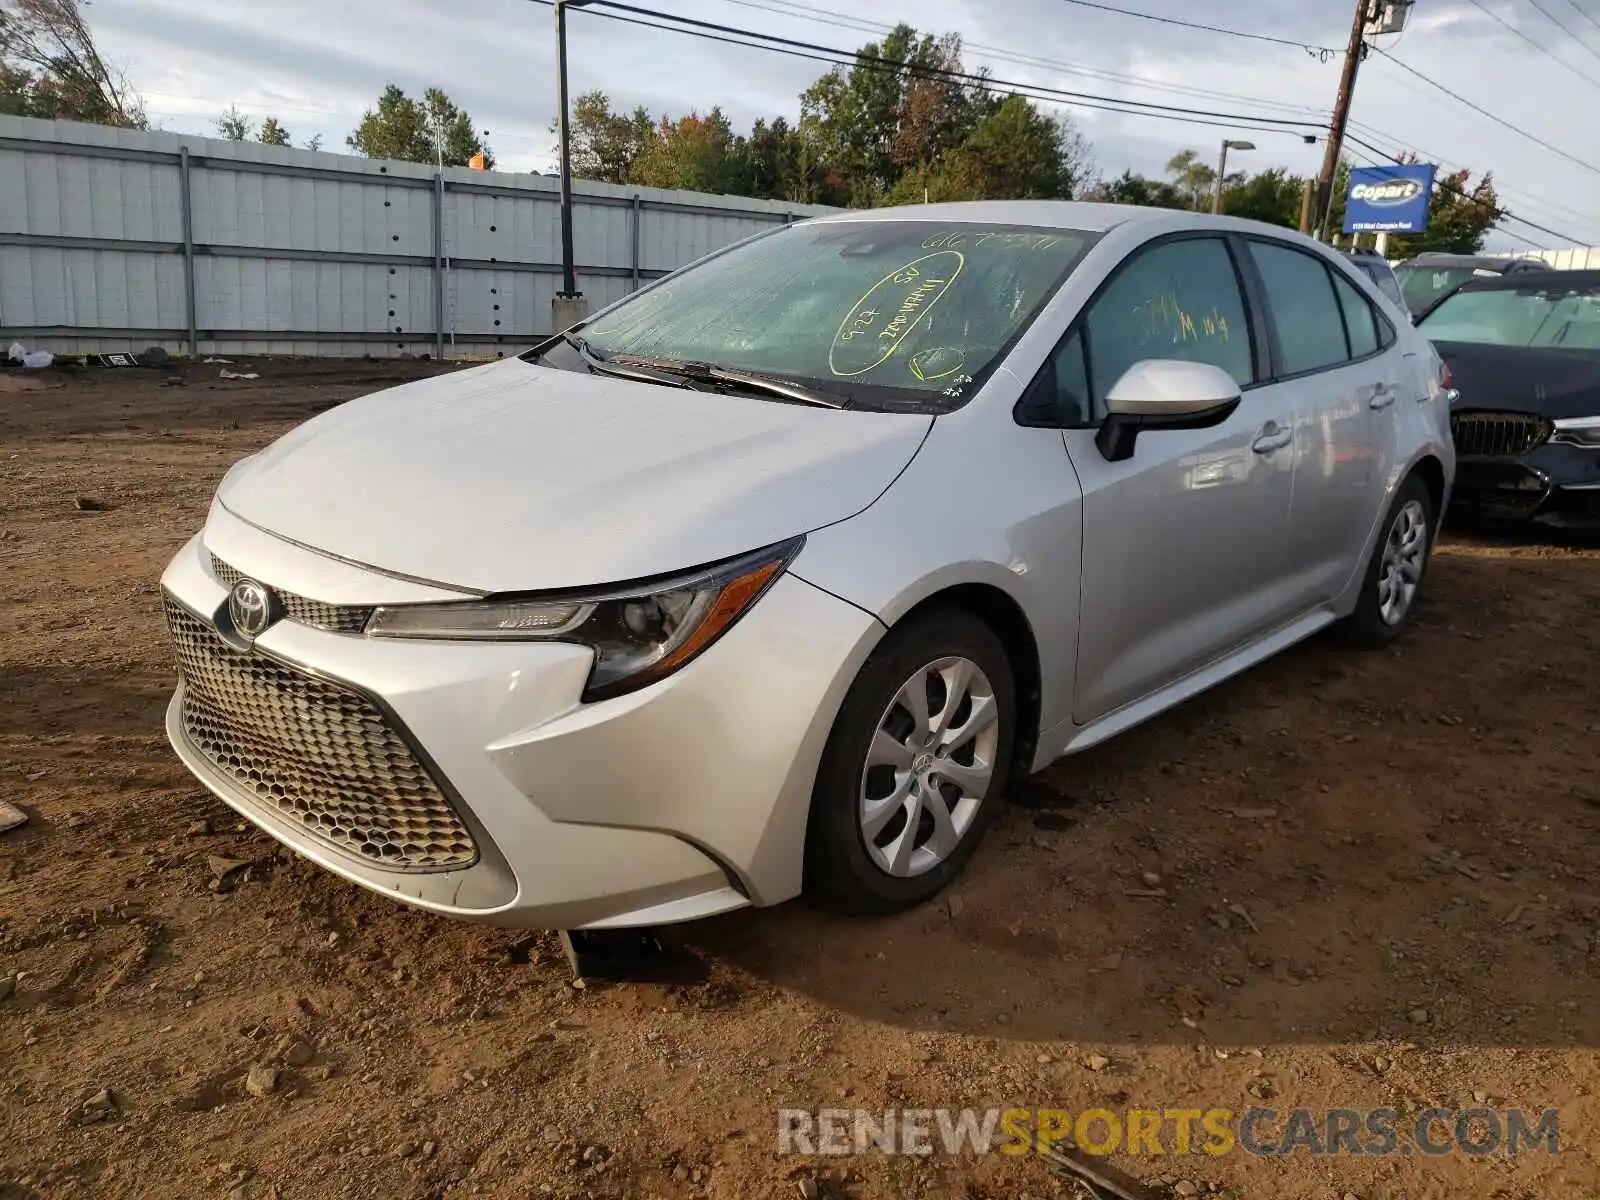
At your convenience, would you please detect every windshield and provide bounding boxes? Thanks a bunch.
[548,221,1096,413]
[1419,283,1600,349]
[1396,264,1494,313]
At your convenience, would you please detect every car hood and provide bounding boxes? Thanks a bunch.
[217,358,932,593]
[1433,341,1600,420]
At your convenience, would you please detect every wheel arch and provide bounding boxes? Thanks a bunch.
[882,577,1045,782]
[1408,453,1448,530]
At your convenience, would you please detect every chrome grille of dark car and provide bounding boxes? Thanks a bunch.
[1450,411,1553,458]
[209,553,373,634]
[165,597,478,872]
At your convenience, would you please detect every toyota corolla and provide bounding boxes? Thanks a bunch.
[160,201,1454,930]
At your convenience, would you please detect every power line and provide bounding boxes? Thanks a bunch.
[1558,0,1600,37]
[1518,0,1600,64]
[1347,116,1600,235]
[555,0,1330,136]
[1368,46,1600,180]
[1053,0,1342,58]
[1343,129,1584,245]
[709,0,1334,119]
[1462,0,1600,89]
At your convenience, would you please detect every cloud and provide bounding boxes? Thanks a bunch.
[85,0,1600,247]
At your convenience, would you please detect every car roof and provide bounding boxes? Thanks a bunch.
[1454,268,1600,293]
[805,200,1233,235]
[1397,253,1526,271]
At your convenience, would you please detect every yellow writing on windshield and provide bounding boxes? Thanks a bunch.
[829,251,965,377]
[922,230,1064,252]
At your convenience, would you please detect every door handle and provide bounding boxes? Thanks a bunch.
[1252,424,1292,454]
[1369,383,1397,410]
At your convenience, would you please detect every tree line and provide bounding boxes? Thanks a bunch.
[2,0,1503,254]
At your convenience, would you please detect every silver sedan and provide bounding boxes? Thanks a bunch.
[159,201,1455,928]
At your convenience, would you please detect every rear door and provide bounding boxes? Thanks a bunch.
[1243,239,1402,612]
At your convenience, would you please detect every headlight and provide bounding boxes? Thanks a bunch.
[1552,415,1600,448]
[365,538,802,701]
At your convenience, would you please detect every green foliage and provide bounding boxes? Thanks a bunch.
[1388,164,1501,255]
[215,104,252,142]
[257,116,290,147]
[1222,167,1305,228]
[347,84,492,169]
[1081,169,1188,209]
[0,0,144,126]
[562,25,1088,210]
[1165,149,1216,210]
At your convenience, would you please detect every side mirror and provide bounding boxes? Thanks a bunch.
[1095,360,1243,463]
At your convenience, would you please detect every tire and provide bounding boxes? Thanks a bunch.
[805,608,1017,915]
[1337,474,1436,648]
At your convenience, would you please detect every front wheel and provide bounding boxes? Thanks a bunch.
[805,609,1016,915]
[1338,475,1436,647]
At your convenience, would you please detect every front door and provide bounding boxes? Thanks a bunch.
[1060,235,1298,724]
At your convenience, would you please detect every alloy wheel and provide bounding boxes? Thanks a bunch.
[858,656,1001,878]
[1377,498,1428,626]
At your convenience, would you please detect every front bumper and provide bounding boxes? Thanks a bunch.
[159,514,881,929]
[1450,443,1600,529]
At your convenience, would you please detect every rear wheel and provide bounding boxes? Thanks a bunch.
[1338,474,1435,647]
[806,610,1016,915]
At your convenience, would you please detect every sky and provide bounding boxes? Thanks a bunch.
[85,0,1600,250]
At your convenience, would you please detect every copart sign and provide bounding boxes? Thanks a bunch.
[1343,163,1437,234]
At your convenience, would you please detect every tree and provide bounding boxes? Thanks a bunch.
[257,115,290,146]
[1222,168,1306,228]
[215,103,252,141]
[890,93,1088,203]
[1164,149,1215,210]
[1082,169,1189,210]
[1389,162,1500,255]
[798,24,990,207]
[347,84,492,168]
[559,89,655,184]
[0,0,144,126]
[632,108,737,193]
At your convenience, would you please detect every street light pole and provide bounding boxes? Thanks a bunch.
[1213,140,1254,215]
[554,0,590,301]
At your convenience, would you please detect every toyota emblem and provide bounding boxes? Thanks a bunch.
[228,579,273,640]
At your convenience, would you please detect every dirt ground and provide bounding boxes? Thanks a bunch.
[3,359,1600,1200]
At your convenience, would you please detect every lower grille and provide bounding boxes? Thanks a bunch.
[1450,411,1552,458]
[209,553,373,635]
[165,597,478,872]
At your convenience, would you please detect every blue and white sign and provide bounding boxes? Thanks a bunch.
[1343,164,1437,234]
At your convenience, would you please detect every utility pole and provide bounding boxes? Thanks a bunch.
[552,0,593,329]
[1315,0,1376,240]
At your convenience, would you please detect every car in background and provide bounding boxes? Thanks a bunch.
[1346,247,1408,315]
[1394,252,1550,319]
[158,202,1455,931]
[1418,269,1600,528]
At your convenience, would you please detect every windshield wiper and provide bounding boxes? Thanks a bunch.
[559,332,695,390]
[610,355,847,409]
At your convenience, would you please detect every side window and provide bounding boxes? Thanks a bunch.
[1053,330,1091,425]
[1016,330,1092,427]
[1083,237,1254,409]
[1250,241,1350,376]
[1332,272,1380,359]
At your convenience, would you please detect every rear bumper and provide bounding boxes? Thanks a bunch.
[159,516,881,929]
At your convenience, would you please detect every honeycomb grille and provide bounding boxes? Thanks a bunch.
[165,597,478,872]
[209,553,373,634]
